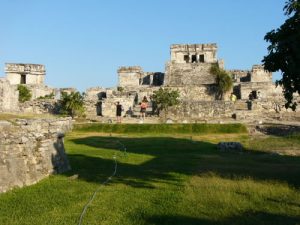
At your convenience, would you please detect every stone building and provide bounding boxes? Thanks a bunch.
[84,43,299,121]
[5,63,46,85]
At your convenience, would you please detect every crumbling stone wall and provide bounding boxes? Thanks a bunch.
[19,99,59,114]
[169,101,234,120]
[0,78,19,112]
[0,118,72,193]
[165,62,216,86]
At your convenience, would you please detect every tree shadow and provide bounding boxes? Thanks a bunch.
[64,136,300,189]
[145,211,300,225]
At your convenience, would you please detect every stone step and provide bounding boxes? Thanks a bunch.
[234,101,249,110]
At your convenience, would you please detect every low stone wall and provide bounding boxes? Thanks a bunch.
[169,101,234,120]
[0,117,72,193]
[19,99,59,114]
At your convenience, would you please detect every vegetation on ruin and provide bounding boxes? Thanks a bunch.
[17,84,32,103]
[117,86,124,92]
[263,0,300,110]
[37,92,55,100]
[152,87,180,119]
[59,91,85,118]
[0,125,299,225]
[210,64,233,100]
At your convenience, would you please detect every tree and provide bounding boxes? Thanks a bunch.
[152,88,180,119]
[262,0,300,110]
[60,91,85,118]
[210,64,233,100]
[17,85,32,102]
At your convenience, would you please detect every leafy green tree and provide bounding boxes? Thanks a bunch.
[262,0,300,110]
[17,85,32,102]
[152,88,180,119]
[210,64,233,100]
[60,91,85,118]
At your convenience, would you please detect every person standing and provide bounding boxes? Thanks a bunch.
[140,96,148,121]
[115,102,123,123]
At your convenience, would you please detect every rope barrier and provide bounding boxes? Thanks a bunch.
[77,138,127,225]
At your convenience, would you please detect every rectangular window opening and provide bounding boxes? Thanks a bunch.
[21,74,26,84]
[184,55,189,63]
[199,55,205,63]
[191,55,197,63]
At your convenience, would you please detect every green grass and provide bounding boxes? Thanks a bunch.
[0,126,299,225]
[0,113,59,121]
[74,123,248,134]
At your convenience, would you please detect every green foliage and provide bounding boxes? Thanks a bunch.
[17,85,32,103]
[74,123,248,134]
[262,0,300,110]
[59,91,85,118]
[117,86,124,92]
[210,64,233,100]
[152,88,180,117]
[37,92,55,100]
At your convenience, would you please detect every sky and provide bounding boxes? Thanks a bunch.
[0,0,287,92]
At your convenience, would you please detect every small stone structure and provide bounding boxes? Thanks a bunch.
[0,117,72,193]
[5,63,46,85]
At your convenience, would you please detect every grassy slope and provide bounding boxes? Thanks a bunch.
[0,126,299,225]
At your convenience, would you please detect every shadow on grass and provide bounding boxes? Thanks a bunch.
[145,211,300,225]
[65,136,300,189]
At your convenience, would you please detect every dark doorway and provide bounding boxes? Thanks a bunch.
[96,102,102,116]
[184,55,189,63]
[191,55,197,63]
[21,74,26,84]
[199,55,205,63]
[251,90,257,99]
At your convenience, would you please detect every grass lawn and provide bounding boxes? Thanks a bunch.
[0,124,300,225]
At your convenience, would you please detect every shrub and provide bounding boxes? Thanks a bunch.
[152,88,180,118]
[17,85,32,103]
[37,92,55,100]
[210,64,233,100]
[59,91,85,118]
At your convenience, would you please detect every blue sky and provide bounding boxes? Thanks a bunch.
[0,0,286,91]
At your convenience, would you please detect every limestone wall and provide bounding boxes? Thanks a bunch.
[169,101,234,120]
[0,78,19,112]
[26,85,55,99]
[0,117,72,193]
[165,62,216,86]
[19,99,59,114]
[251,65,272,82]
[118,66,142,87]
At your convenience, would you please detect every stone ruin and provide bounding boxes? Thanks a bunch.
[0,44,299,122]
[83,43,299,122]
[0,117,72,193]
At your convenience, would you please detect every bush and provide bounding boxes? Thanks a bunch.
[37,92,55,100]
[17,85,32,103]
[59,91,85,118]
[210,64,233,100]
[152,88,180,118]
